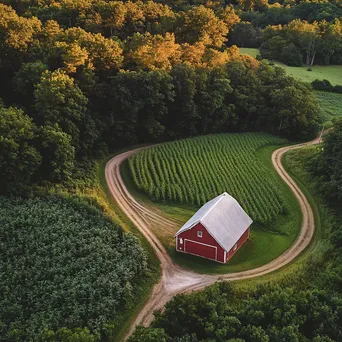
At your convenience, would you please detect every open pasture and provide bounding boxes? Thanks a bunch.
[239,48,342,85]
[128,133,288,225]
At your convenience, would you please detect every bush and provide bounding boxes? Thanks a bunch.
[311,79,342,93]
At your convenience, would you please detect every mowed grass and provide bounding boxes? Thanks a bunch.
[239,47,259,58]
[128,133,288,225]
[314,91,342,124]
[170,227,292,273]
[123,134,302,274]
[239,48,342,85]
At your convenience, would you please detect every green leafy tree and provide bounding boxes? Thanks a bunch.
[38,124,75,183]
[230,22,260,48]
[279,43,303,66]
[128,327,170,342]
[41,327,97,342]
[12,61,48,109]
[108,70,174,144]
[260,35,288,60]
[0,104,41,193]
[310,119,342,204]
[34,69,88,150]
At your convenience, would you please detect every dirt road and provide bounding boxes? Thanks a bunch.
[105,136,320,340]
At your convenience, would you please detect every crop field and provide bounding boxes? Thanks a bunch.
[128,133,288,224]
[315,91,342,123]
[239,48,342,85]
[0,196,147,341]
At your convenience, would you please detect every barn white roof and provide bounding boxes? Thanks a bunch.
[175,192,253,252]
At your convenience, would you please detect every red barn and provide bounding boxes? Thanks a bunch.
[174,192,253,264]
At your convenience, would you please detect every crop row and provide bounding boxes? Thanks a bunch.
[129,133,288,224]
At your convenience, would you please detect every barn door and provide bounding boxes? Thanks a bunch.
[184,240,217,261]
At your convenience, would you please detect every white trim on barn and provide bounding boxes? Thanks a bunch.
[175,192,253,252]
[184,239,218,261]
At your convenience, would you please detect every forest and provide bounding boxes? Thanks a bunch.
[1,0,341,341]
[0,0,323,194]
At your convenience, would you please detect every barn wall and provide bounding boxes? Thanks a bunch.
[176,222,225,263]
[226,227,250,262]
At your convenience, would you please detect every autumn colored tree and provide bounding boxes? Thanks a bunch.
[175,5,228,48]
[126,32,181,70]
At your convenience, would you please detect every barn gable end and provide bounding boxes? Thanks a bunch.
[176,222,226,263]
[175,192,253,264]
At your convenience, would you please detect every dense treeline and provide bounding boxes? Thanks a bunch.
[128,121,342,342]
[259,19,342,66]
[309,120,342,205]
[129,283,342,341]
[3,0,342,68]
[0,195,147,341]
[0,2,320,194]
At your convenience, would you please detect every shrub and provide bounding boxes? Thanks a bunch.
[311,79,342,93]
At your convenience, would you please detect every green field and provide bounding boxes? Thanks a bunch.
[239,47,259,58]
[0,196,148,341]
[314,91,342,124]
[239,48,342,85]
[125,133,302,273]
[129,133,287,225]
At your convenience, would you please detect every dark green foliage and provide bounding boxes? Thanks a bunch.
[0,104,42,193]
[260,36,287,61]
[41,327,97,342]
[0,196,147,341]
[229,22,260,48]
[106,70,175,144]
[12,61,48,110]
[259,19,342,66]
[130,282,342,341]
[38,124,75,183]
[129,327,170,342]
[312,80,342,94]
[309,120,342,204]
[280,43,303,66]
[34,70,88,150]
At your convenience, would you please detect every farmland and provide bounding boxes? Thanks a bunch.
[0,196,147,341]
[239,48,342,85]
[315,91,342,124]
[125,133,303,273]
[129,133,288,225]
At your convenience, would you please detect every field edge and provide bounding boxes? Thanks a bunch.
[97,152,161,342]
[120,139,303,274]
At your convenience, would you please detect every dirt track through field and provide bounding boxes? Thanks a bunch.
[105,137,321,340]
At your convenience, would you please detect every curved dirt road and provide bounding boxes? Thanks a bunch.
[105,136,320,340]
